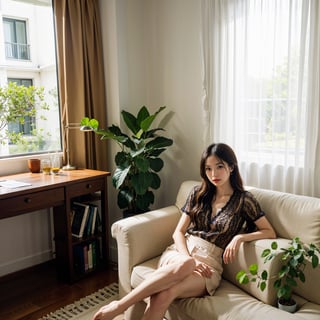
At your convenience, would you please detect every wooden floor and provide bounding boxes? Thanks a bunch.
[0,260,118,320]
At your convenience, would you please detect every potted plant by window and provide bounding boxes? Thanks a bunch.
[236,237,320,313]
[80,106,173,216]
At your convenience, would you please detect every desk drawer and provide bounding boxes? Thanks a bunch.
[1,188,65,218]
[67,178,105,198]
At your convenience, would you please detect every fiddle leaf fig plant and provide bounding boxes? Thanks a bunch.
[81,106,173,214]
[236,237,320,309]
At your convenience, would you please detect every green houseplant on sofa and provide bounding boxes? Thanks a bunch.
[236,237,320,312]
[81,106,173,215]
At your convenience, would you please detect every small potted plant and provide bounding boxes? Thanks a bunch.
[236,237,320,313]
[80,106,173,216]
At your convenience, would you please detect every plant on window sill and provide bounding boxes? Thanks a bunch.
[236,237,320,312]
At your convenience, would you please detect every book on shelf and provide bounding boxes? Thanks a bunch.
[71,201,102,239]
[71,202,90,238]
[90,204,98,235]
[73,240,99,274]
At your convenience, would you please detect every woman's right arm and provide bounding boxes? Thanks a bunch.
[173,212,214,278]
[172,213,191,256]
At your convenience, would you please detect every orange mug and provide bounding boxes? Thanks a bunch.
[28,159,41,173]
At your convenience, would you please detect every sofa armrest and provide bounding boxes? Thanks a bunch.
[111,205,181,297]
[223,238,290,306]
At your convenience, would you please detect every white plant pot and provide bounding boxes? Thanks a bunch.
[278,300,297,313]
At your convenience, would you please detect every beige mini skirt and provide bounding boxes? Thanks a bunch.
[158,234,224,296]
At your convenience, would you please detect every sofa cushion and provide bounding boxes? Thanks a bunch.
[171,281,307,320]
[131,256,159,289]
[296,301,320,319]
[248,187,320,246]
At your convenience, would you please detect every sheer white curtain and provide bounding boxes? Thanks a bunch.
[201,0,320,196]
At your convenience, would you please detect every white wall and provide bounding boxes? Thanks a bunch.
[100,0,204,212]
[0,0,205,275]
[99,0,205,261]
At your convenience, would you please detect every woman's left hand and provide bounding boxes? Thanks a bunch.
[223,234,243,264]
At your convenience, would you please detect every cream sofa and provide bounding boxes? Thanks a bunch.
[111,181,320,320]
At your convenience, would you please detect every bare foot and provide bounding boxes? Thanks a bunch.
[92,300,121,320]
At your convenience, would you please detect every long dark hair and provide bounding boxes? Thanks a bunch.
[191,143,244,220]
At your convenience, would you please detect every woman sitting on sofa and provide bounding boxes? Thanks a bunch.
[93,143,276,320]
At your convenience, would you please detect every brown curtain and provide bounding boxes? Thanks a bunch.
[53,0,108,171]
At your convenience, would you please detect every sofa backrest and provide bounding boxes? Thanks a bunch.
[175,180,200,210]
[247,187,320,246]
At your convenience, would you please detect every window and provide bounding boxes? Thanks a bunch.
[3,17,30,60]
[201,0,319,196]
[0,0,61,158]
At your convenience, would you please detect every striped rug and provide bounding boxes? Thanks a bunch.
[38,283,120,320]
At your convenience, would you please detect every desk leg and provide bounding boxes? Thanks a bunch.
[52,204,73,281]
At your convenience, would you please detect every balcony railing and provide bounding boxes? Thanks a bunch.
[5,42,31,60]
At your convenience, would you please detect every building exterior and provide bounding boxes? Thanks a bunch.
[0,0,60,156]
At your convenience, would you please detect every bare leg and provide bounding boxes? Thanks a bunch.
[92,256,196,320]
[142,271,207,320]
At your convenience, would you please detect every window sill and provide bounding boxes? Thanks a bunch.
[0,152,63,176]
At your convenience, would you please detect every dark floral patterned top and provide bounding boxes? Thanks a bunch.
[181,186,265,250]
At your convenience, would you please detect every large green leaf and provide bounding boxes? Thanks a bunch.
[143,128,165,139]
[115,151,130,167]
[117,187,133,209]
[146,136,173,149]
[112,166,131,189]
[148,148,166,157]
[149,158,164,172]
[140,115,156,133]
[132,172,153,195]
[103,125,136,149]
[131,146,145,158]
[136,191,154,211]
[108,124,124,136]
[137,106,149,124]
[139,106,166,133]
[122,110,139,134]
[150,172,161,189]
[95,125,129,144]
[134,156,150,172]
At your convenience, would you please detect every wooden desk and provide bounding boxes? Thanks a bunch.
[0,169,110,282]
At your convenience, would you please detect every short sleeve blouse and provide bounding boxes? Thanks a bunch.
[181,186,265,249]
